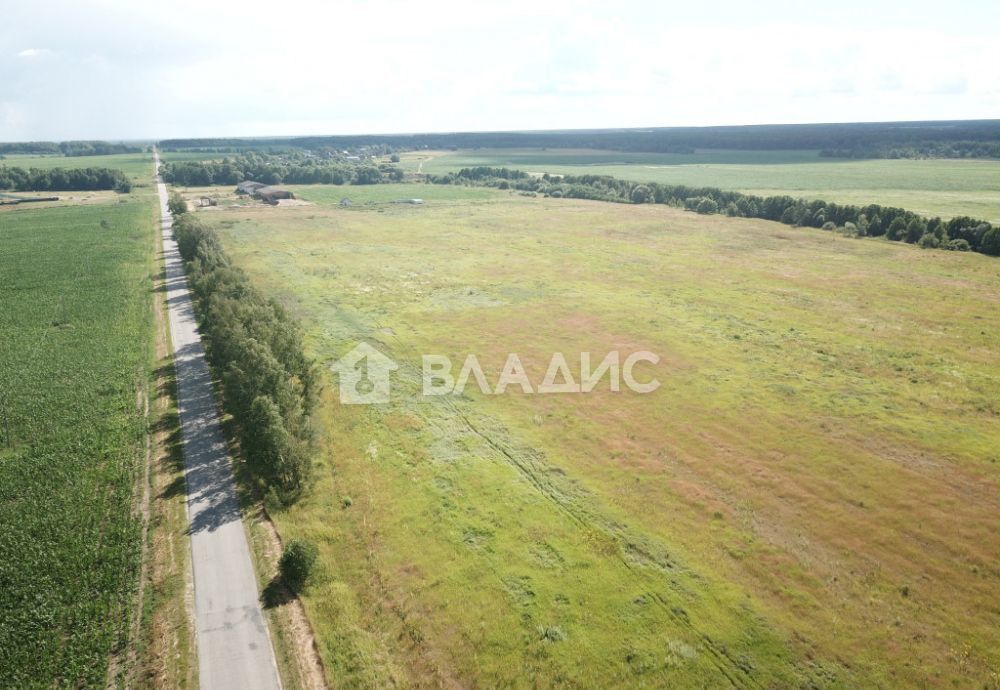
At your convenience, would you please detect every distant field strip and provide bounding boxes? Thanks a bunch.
[0,198,156,685]
[1,151,154,183]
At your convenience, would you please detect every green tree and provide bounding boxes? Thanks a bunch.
[918,233,940,249]
[868,214,882,236]
[168,191,187,216]
[905,217,927,243]
[630,185,651,204]
[886,217,907,241]
[981,226,1000,256]
[244,395,311,496]
[695,197,718,214]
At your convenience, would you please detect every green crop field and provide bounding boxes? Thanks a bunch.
[195,185,1000,688]
[0,196,157,685]
[0,151,154,183]
[407,149,1000,223]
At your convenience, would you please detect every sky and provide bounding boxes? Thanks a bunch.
[1,0,998,141]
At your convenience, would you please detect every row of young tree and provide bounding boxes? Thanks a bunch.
[431,168,1000,256]
[0,166,132,192]
[171,200,319,505]
[160,152,404,187]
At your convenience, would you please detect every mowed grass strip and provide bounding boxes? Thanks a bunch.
[203,188,1000,688]
[0,198,155,686]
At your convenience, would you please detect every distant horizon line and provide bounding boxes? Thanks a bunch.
[3,117,999,146]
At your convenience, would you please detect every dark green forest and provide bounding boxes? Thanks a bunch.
[159,120,1000,159]
[0,141,143,156]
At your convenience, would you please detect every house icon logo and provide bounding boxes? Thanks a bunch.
[330,342,398,404]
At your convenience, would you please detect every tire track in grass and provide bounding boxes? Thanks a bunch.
[447,399,786,689]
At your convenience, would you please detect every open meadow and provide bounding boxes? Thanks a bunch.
[406,149,1000,224]
[192,183,1000,688]
[0,194,157,685]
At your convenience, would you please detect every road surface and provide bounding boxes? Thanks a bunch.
[155,151,282,690]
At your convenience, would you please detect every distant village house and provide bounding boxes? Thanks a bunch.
[256,187,295,205]
[235,180,267,195]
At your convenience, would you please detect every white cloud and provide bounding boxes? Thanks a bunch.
[16,48,52,58]
[0,0,998,139]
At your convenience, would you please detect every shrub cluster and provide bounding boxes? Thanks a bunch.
[171,211,319,504]
[0,165,132,192]
[160,152,404,187]
[431,168,999,257]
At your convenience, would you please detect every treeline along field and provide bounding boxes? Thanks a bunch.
[433,166,1000,255]
[0,165,133,192]
[0,140,144,157]
[160,151,404,186]
[0,199,155,685]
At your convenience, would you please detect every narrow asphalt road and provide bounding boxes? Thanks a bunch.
[156,151,282,690]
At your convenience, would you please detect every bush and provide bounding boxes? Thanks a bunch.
[695,197,718,215]
[906,217,927,243]
[821,221,836,231]
[982,226,1000,256]
[279,539,318,593]
[945,238,972,251]
[918,233,940,249]
[630,185,651,204]
[886,217,907,241]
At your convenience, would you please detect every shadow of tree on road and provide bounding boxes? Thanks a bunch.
[261,576,296,610]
